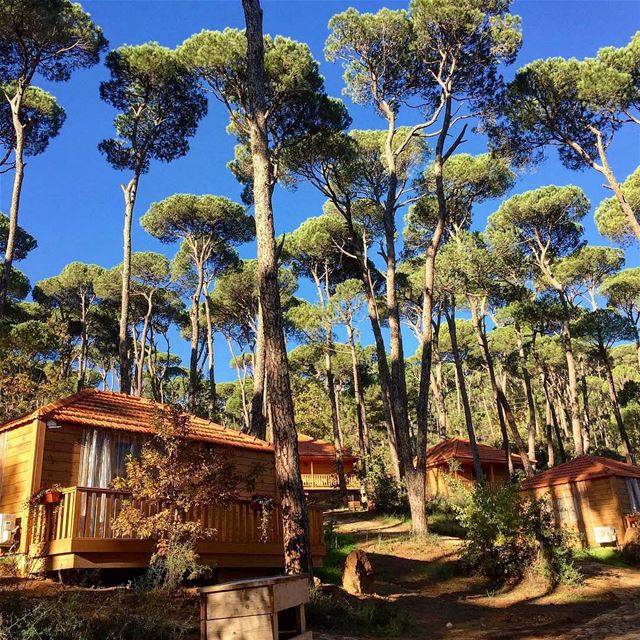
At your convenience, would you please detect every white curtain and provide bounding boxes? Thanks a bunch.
[78,428,138,488]
[78,428,138,536]
[626,478,640,513]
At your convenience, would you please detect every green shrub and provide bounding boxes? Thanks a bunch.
[450,480,580,586]
[315,532,357,585]
[0,590,196,639]
[307,587,409,637]
[426,497,467,538]
[361,455,408,516]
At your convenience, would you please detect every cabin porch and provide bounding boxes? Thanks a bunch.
[26,486,326,572]
[301,473,359,491]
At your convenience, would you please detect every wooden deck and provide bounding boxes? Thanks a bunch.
[27,487,326,571]
[301,473,359,491]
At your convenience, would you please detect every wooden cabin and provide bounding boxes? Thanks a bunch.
[298,434,360,505]
[521,455,640,548]
[0,389,325,573]
[426,437,530,499]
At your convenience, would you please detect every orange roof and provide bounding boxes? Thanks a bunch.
[426,437,531,468]
[297,433,359,460]
[521,455,640,490]
[0,389,273,453]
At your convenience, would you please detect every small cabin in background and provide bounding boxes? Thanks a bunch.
[0,389,325,574]
[521,455,640,548]
[426,437,531,499]
[297,434,360,506]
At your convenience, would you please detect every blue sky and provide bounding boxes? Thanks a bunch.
[1,0,639,383]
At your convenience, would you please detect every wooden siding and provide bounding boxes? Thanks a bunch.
[299,459,355,476]
[528,476,632,547]
[39,423,277,499]
[427,462,511,499]
[0,421,36,516]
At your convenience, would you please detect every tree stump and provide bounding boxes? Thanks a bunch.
[342,549,375,594]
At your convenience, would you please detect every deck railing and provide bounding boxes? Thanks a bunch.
[29,486,325,550]
[301,473,359,490]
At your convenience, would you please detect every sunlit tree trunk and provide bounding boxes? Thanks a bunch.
[242,0,311,576]
[469,297,533,477]
[118,172,141,394]
[203,291,217,421]
[0,89,25,315]
[514,322,537,461]
[444,303,483,482]
[346,320,370,463]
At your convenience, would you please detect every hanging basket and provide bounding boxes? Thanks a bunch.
[42,490,62,505]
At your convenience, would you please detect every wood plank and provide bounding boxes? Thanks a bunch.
[205,586,272,619]
[204,613,273,639]
[273,576,310,611]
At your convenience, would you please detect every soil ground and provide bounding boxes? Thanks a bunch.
[316,511,640,640]
[0,512,638,639]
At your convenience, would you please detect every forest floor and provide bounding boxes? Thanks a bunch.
[0,512,639,638]
[315,511,640,640]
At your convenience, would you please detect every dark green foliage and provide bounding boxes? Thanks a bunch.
[452,481,580,585]
[0,85,66,157]
[99,44,207,173]
[361,454,409,515]
[0,0,107,84]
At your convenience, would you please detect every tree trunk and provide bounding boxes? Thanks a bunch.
[188,262,205,411]
[78,294,89,391]
[381,114,426,535]
[544,394,555,467]
[515,323,537,461]
[0,93,26,316]
[592,131,640,243]
[430,322,448,438]
[560,316,585,456]
[468,297,532,477]
[249,303,267,439]
[346,320,370,464]
[242,0,311,577]
[359,259,401,478]
[445,303,484,482]
[135,293,153,397]
[203,292,217,421]
[580,368,591,453]
[601,345,635,464]
[326,345,348,502]
[118,174,140,394]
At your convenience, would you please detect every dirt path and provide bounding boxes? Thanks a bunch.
[318,512,640,640]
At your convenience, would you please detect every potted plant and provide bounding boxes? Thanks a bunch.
[42,485,63,505]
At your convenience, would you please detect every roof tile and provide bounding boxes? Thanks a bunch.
[0,389,273,453]
[521,455,640,489]
[426,437,531,467]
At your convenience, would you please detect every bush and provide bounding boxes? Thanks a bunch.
[360,455,408,515]
[0,590,196,640]
[426,497,467,538]
[450,480,580,586]
[307,587,409,637]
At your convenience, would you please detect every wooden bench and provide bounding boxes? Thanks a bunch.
[200,574,312,640]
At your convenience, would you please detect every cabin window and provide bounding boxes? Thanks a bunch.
[0,432,7,500]
[626,478,640,513]
[556,493,578,526]
[78,428,139,488]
